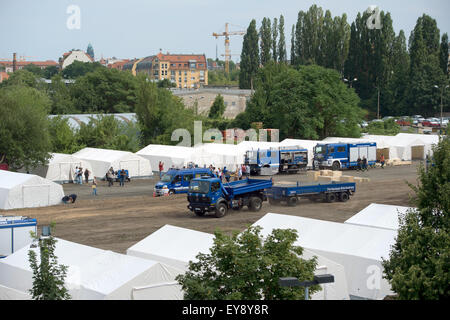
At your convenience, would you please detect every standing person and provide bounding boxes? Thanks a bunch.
[357,157,362,171]
[74,167,79,184]
[362,156,368,171]
[119,169,126,187]
[159,161,164,179]
[380,154,385,169]
[238,165,243,180]
[106,170,113,187]
[92,178,98,196]
[77,167,83,184]
[245,164,250,178]
[84,168,90,184]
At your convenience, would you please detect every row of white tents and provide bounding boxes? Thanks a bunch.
[14,133,440,184]
[0,203,413,300]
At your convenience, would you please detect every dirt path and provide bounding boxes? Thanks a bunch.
[7,163,420,254]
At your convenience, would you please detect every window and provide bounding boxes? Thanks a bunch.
[164,70,168,75]
[329,147,335,153]
[171,70,175,75]
[179,71,181,75]
[211,182,220,192]
[190,63,196,68]
[173,175,182,183]
[191,77,195,80]
[183,174,193,182]
[178,77,182,82]
[184,78,187,82]
[200,71,205,76]
[184,71,187,75]
[337,146,346,152]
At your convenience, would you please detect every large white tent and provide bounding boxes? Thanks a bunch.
[127,225,350,300]
[23,153,94,183]
[191,143,242,170]
[0,238,184,300]
[73,148,153,179]
[252,213,397,300]
[345,203,414,231]
[0,171,64,210]
[136,144,195,171]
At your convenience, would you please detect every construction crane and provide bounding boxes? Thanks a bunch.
[212,23,245,74]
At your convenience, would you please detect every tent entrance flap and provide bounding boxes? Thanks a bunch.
[376,148,389,160]
[22,185,50,207]
[411,146,425,160]
[120,160,140,176]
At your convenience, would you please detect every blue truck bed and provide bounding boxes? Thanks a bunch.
[222,178,273,197]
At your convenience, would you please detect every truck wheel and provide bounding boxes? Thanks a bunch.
[287,197,298,207]
[332,161,340,171]
[249,197,263,212]
[339,192,350,202]
[326,193,337,203]
[215,203,228,218]
[195,210,205,216]
[169,189,175,195]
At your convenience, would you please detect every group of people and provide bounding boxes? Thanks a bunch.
[210,164,251,183]
[106,167,129,187]
[74,166,90,184]
[356,156,369,171]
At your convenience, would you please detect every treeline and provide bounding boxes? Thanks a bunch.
[239,5,449,117]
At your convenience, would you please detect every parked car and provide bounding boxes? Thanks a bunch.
[429,121,440,127]
[396,119,411,126]
[421,120,432,127]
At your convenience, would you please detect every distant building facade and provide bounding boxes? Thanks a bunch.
[123,52,208,88]
[59,50,93,69]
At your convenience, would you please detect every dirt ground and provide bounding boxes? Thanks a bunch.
[7,163,421,254]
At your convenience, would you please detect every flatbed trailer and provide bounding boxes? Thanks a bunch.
[267,181,356,206]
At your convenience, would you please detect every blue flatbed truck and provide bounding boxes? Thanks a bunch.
[187,177,273,218]
[267,182,356,206]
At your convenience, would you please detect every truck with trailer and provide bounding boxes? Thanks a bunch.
[154,168,215,196]
[267,182,356,206]
[187,177,273,218]
[244,146,308,175]
[313,142,377,171]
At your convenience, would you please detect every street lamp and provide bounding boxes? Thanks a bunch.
[433,84,449,131]
[278,274,335,300]
[343,77,358,88]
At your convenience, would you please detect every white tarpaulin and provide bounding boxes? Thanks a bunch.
[345,203,414,231]
[73,148,153,179]
[191,143,242,170]
[23,153,94,183]
[0,171,64,210]
[0,238,184,300]
[136,144,195,171]
[252,213,397,300]
[127,225,350,300]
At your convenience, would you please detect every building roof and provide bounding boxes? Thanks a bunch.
[0,60,58,67]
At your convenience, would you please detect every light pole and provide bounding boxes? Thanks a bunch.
[278,274,335,300]
[433,84,449,130]
[343,77,358,88]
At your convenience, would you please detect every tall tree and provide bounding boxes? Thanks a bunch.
[290,24,296,65]
[259,17,273,66]
[382,137,450,299]
[272,17,278,63]
[87,43,95,60]
[208,94,226,118]
[239,20,260,89]
[439,33,449,77]
[278,15,287,62]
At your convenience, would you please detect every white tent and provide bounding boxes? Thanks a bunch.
[23,153,94,183]
[321,137,372,144]
[0,171,64,210]
[345,203,414,231]
[127,225,215,271]
[73,148,153,179]
[0,238,184,300]
[394,133,439,159]
[136,144,195,171]
[191,143,242,170]
[252,213,397,300]
[127,225,350,300]
[279,139,323,168]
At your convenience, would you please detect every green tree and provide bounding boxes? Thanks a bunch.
[259,17,272,66]
[439,33,449,77]
[382,137,450,299]
[157,78,176,88]
[208,94,226,119]
[239,20,260,89]
[176,226,319,300]
[0,85,52,170]
[23,63,44,77]
[28,225,71,300]
[62,61,103,79]
[48,116,83,154]
[278,15,287,62]
[47,74,77,114]
[87,43,95,60]
[366,119,401,135]
[43,65,59,79]
[272,17,278,63]
[290,24,296,65]
[0,69,44,89]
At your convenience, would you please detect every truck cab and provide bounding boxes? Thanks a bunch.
[154,168,215,196]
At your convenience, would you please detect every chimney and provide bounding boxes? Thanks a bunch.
[13,53,17,72]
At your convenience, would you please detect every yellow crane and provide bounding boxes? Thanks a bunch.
[212,23,245,74]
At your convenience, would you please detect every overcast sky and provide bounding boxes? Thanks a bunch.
[0,0,449,62]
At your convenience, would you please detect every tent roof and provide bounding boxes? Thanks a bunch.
[137,144,195,157]
[0,171,35,190]
[345,203,414,231]
[127,225,215,265]
[73,147,137,162]
[1,238,162,296]
[252,213,397,261]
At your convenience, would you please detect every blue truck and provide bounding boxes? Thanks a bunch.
[245,146,308,175]
[267,182,356,206]
[154,168,215,196]
[313,142,377,171]
[187,177,273,218]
